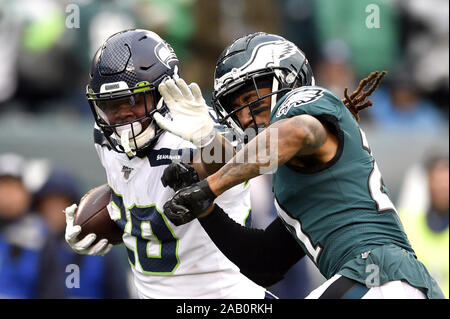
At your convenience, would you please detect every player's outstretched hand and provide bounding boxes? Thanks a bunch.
[161,162,200,192]
[64,204,113,256]
[154,77,215,148]
[163,180,217,226]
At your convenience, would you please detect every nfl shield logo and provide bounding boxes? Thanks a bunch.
[121,165,134,180]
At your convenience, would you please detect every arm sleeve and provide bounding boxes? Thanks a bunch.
[199,205,306,287]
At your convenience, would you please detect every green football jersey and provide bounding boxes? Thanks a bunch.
[271,86,443,298]
[269,86,444,298]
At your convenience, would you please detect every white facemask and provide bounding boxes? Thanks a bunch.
[115,121,156,157]
[113,97,163,157]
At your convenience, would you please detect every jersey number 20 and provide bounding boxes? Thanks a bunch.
[110,192,179,274]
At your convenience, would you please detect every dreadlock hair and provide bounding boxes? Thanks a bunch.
[342,71,387,122]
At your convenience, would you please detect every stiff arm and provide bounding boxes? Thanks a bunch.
[207,114,328,196]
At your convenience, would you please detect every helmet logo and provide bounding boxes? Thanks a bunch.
[154,42,177,69]
[121,165,134,180]
[242,40,299,71]
[216,40,300,92]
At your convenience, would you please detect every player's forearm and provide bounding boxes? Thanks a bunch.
[199,205,305,287]
[207,118,309,196]
[200,133,235,176]
[191,133,235,180]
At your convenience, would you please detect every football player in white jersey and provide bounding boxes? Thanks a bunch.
[63,29,272,299]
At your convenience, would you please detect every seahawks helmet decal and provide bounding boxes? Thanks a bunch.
[154,41,178,69]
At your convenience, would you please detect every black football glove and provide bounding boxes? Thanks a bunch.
[163,179,217,226]
[161,162,200,191]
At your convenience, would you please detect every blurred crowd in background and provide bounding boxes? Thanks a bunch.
[0,0,448,298]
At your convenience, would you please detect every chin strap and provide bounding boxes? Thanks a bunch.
[115,98,163,157]
[120,129,136,157]
[118,123,157,158]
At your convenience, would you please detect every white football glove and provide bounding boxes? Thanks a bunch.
[154,77,216,148]
[64,203,113,256]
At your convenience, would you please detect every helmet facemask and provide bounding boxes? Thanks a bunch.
[213,67,300,144]
[212,33,315,145]
[87,81,164,157]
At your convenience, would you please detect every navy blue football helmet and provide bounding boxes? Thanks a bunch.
[86,29,179,157]
[212,32,314,142]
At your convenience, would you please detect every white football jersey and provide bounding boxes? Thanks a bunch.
[94,128,266,298]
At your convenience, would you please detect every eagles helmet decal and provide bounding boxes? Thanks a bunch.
[216,40,301,90]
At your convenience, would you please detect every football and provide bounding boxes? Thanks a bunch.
[74,184,123,246]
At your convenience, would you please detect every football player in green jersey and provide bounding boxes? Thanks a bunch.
[157,33,445,299]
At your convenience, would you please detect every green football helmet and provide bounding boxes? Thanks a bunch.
[212,32,314,143]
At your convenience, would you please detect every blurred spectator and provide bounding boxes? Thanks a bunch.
[366,66,448,132]
[0,0,139,118]
[131,0,195,62]
[0,0,84,119]
[0,4,21,104]
[0,153,65,298]
[184,0,281,97]
[397,0,449,113]
[399,155,449,298]
[33,166,130,299]
[314,39,356,100]
[14,0,83,113]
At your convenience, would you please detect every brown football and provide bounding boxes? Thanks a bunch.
[74,184,123,246]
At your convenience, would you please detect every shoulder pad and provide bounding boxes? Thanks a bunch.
[272,86,342,121]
